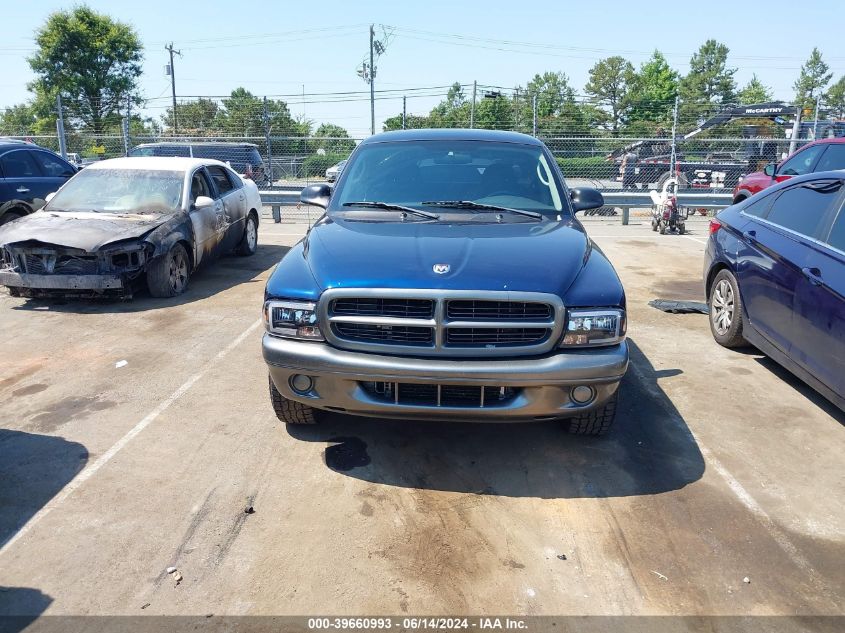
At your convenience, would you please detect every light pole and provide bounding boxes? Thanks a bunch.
[165,43,182,134]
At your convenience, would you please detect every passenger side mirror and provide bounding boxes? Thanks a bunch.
[301,183,332,209]
[194,195,215,210]
[45,192,56,203]
[763,163,776,177]
[569,187,605,213]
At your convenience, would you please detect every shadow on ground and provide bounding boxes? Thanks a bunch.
[0,588,52,626]
[0,429,88,549]
[753,355,845,425]
[10,244,289,314]
[286,339,704,499]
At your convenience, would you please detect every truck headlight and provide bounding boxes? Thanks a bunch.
[263,300,324,340]
[560,308,626,347]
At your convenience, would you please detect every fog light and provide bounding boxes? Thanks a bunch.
[289,374,314,394]
[571,385,595,405]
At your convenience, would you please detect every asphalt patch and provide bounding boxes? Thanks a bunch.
[325,436,371,472]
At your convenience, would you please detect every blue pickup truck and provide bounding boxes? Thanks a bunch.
[261,130,629,435]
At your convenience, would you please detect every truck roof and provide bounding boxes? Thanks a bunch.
[361,129,544,146]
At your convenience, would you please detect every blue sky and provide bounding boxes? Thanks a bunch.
[1,0,843,136]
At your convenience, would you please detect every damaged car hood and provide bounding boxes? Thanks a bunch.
[0,210,176,251]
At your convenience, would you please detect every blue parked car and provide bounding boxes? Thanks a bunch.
[704,171,845,410]
[262,129,628,435]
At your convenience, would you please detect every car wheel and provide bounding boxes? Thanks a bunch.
[8,287,21,297]
[237,214,258,256]
[269,375,317,425]
[567,390,618,436]
[147,243,190,298]
[708,269,746,348]
[0,211,24,226]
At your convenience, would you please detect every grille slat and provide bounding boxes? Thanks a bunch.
[333,322,433,346]
[362,381,517,408]
[446,300,552,321]
[332,297,434,319]
[25,254,98,275]
[445,327,549,346]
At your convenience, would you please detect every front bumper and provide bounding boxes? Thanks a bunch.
[263,334,628,421]
[0,270,123,290]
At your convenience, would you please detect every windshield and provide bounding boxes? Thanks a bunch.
[332,140,565,216]
[46,168,183,214]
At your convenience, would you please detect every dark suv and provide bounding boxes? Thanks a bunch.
[0,140,77,225]
[129,142,269,185]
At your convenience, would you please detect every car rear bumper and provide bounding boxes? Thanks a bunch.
[263,334,628,421]
[0,270,123,290]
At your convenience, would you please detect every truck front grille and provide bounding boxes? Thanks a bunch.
[361,381,518,408]
[322,289,563,357]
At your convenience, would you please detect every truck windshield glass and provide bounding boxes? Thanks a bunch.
[334,140,564,215]
[46,169,183,214]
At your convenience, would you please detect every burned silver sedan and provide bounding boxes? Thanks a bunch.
[0,157,262,298]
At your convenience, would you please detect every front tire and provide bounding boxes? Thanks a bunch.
[567,391,618,436]
[0,211,24,226]
[708,269,746,348]
[237,214,258,256]
[146,243,190,298]
[269,375,317,425]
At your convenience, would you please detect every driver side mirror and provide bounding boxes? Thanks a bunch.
[194,195,215,210]
[763,163,776,177]
[301,183,332,209]
[570,187,605,213]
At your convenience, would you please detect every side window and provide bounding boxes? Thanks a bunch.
[779,144,825,176]
[827,207,845,252]
[207,166,234,195]
[1,150,41,177]
[766,182,842,238]
[32,150,74,177]
[190,170,212,205]
[815,144,845,172]
[226,168,243,189]
[741,194,773,218]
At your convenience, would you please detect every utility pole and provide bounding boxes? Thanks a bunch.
[813,94,821,139]
[670,95,679,178]
[264,96,273,186]
[514,87,520,131]
[122,93,131,156]
[55,94,67,159]
[470,80,477,129]
[369,24,375,135]
[165,43,181,134]
[402,95,407,130]
[789,104,803,155]
[532,95,538,137]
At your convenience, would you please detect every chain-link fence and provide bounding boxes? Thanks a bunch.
[4,90,844,195]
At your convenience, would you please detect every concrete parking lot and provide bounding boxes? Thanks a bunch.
[0,216,842,618]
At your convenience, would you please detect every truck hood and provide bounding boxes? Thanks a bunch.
[0,210,175,251]
[304,216,592,294]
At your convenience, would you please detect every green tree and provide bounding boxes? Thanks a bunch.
[429,82,470,128]
[625,51,679,132]
[794,48,832,110]
[27,5,142,134]
[162,98,220,134]
[825,76,845,118]
[585,56,635,134]
[214,88,300,137]
[312,123,355,152]
[679,40,737,124]
[383,113,431,131]
[738,75,773,104]
[476,94,513,131]
[0,103,38,135]
[525,72,574,119]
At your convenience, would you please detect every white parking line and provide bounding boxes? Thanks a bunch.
[0,318,263,558]
[682,235,708,245]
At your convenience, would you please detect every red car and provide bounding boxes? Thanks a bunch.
[732,137,845,203]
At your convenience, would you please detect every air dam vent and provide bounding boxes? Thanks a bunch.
[361,381,518,408]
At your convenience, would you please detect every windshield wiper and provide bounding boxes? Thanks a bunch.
[342,201,439,220]
[421,200,542,219]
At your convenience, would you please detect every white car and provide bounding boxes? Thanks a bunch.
[325,159,347,183]
[0,157,262,298]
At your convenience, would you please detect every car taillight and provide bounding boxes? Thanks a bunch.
[709,219,722,235]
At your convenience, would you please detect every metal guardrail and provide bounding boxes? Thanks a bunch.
[258,189,734,224]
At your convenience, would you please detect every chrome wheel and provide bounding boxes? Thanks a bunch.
[711,279,734,335]
[246,217,257,250]
[169,249,188,294]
